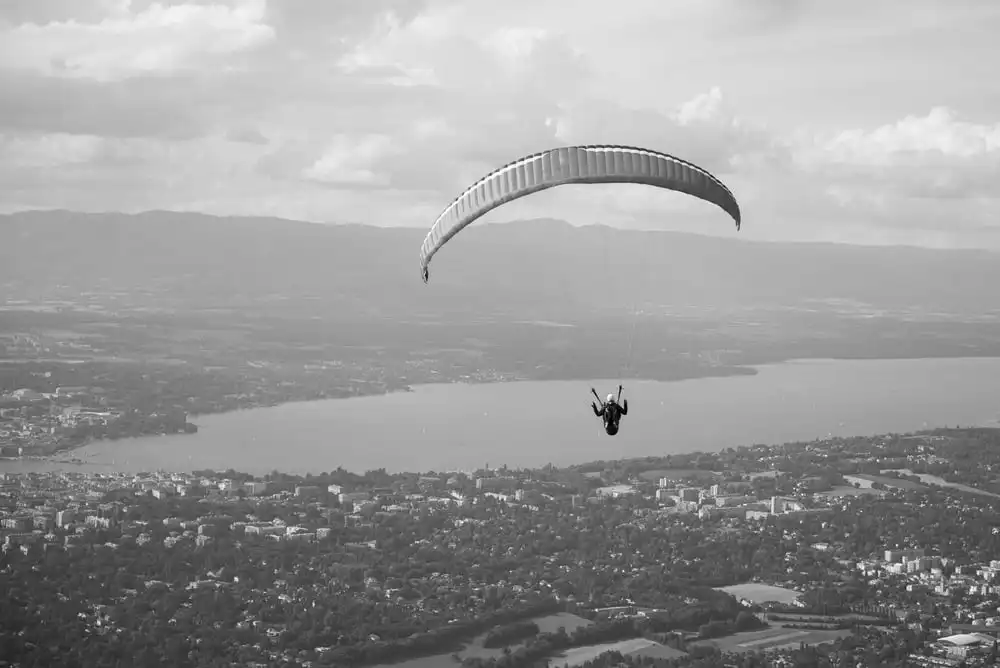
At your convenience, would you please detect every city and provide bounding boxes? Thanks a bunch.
[0,323,522,460]
[3,1,1000,667]
[4,428,1000,666]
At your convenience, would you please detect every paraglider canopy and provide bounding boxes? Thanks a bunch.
[419,144,742,283]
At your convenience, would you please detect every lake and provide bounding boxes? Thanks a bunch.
[4,357,1000,476]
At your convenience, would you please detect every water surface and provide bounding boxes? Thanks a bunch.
[4,357,1000,476]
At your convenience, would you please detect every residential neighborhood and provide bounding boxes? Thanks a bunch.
[4,427,1000,666]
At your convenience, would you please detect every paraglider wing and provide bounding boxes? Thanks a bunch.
[419,144,741,282]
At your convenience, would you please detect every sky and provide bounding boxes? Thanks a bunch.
[1,0,999,248]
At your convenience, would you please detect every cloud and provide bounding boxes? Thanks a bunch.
[0,0,275,81]
[1,0,999,248]
[798,108,1000,200]
[303,134,401,187]
[0,132,103,168]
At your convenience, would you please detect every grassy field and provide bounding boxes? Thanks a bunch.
[373,654,460,668]
[768,613,881,624]
[457,612,595,662]
[851,474,926,490]
[747,470,782,479]
[817,485,883,497]
[716,583,802,605]
[373,607,868,666]
[552,637,687,667]
[374,612,594,665]
[534,612,593,634]
[884,468,1000,499]
[638,468,720,482]
[691,625,851,653]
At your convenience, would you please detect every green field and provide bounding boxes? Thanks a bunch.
[716,583,802,605]
[551,637,687,667]
[817,485,882,497]
[638,468,720,482]
[534,612,593,634]
[768,613,881,624]
[373,655,457,668]
[376,612,596,667]
[853,474,926,490]
[458,612,594,661]
[691,625,851,653]
[883,468,1000,499]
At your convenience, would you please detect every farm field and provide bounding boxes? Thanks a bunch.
[850,474,926,490]
[767,613,881,624]
[747,470,782,479]
[373,655,457,668]
[458,612,594,661]
[883,468,1000,499]
[553,637,687,667]
[817,485,881,497]
[716,583,802,605]
[638,468,721,482]
[691,625,851,653]
[375,612,664,668]
[534,612,593,634]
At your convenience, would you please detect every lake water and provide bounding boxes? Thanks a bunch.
[4,357,1000,476]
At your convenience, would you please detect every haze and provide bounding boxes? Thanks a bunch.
[1,0,999,250]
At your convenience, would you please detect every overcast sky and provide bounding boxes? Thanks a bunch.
[1,0,998,248]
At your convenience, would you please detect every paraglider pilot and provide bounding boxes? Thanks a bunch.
[591,385,628,436]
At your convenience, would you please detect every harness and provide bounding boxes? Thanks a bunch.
[604,402,621,426]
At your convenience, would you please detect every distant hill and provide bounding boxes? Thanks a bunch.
[2,210,999,320]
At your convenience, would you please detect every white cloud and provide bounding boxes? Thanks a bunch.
[820,107,1000,161]
[793,108,1000,203]
[0,132,103,168]
[0,0,274,81]
[1,0,999,248]
[303,134,401,187]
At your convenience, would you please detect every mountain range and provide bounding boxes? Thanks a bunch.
[2,210,999,321]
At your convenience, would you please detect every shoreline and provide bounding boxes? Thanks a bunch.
[175,351,1000,421]
[6,365,758,465]
[7,354,1000,472]
[183,364,756,418]
[9,423,1000,481]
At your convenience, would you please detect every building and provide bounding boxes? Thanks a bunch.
[716,494,755,508]
[98,502,122,522]
[933,633,996,660]
[711,482,753,496]
[699,506,747,521]
[243,481,269,496]
[949,624,1000,638]
[676,487,699,502]
[885,548,925,563]
[294,485,322,499]
[1,516,31,531]
[476,477,518,492]
[338,491,371,505]
[55,386,89,397]
[591,605,636,620]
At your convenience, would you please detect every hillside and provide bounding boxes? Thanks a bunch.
[2,210,999,321]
